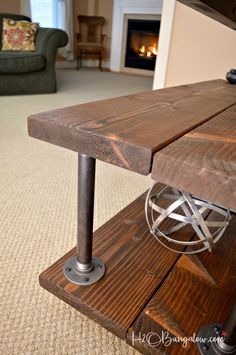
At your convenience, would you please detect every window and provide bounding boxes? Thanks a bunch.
[31,0,58,28]
[30,0,73,60]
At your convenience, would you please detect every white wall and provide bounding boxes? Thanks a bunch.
[153,1,236,89]
[152,0,176,89]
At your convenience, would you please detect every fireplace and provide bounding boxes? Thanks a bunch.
[125,19,160,71]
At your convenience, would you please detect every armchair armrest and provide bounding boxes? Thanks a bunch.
[35,28,68,66]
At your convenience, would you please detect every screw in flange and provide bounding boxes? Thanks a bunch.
[64,255,105,285]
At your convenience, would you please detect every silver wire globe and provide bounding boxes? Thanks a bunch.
[145,183,231,254]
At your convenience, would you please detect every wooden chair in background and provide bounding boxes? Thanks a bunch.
[76,15,106,71]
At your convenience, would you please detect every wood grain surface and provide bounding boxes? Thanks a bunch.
[39,186,203,339]
[28,79,236,175]
[127,212,236,354]
[152,104,236,211]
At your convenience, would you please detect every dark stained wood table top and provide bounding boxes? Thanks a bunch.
[152,104,236,210]
[28,79,236,175]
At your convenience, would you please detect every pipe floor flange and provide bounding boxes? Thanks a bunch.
[64,256,105,285]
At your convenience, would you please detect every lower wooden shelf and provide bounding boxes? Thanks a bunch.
[39,190,236,354]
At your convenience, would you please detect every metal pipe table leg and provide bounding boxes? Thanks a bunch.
[63,154,105,285]
[222,303,236,348]
[197,303,236,354]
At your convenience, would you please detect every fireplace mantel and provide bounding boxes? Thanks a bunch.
[110,0,163,72]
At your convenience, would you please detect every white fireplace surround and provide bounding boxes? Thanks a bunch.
[110,0,163,72]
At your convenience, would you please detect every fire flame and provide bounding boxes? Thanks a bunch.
[140,45,145,54]
[139,44,157,58]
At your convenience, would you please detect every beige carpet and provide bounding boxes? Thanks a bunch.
[0,69,153,355]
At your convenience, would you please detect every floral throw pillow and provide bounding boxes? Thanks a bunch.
[2,18,38,51]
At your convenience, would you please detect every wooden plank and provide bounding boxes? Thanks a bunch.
[178,0,236,31]
[39,186,202,340]
[127,213,236,354]
[28,79,236,175]
[152,104,236,211]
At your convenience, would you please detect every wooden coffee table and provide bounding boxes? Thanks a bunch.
[28,79,236,354]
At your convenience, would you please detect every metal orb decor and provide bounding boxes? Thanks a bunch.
[145,183,231,254]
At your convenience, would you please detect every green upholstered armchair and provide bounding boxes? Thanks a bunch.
[0,13,68,95]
